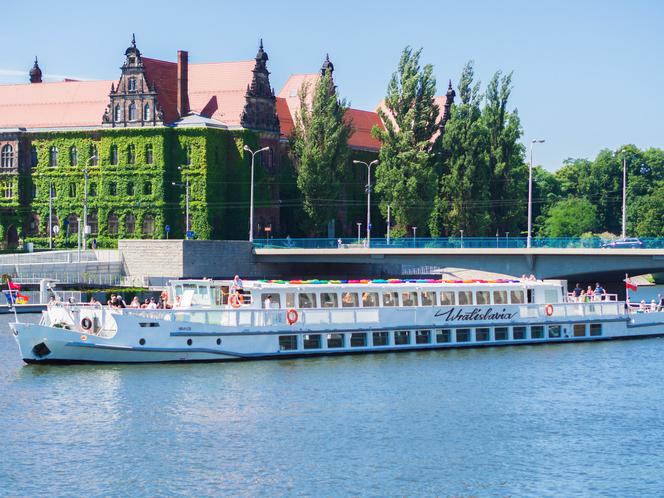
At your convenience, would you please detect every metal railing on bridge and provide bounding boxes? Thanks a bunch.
[253,237,664,250]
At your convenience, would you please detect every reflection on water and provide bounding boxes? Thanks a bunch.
[2,314,664,496]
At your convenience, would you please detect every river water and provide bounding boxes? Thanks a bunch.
[2,314,664,497]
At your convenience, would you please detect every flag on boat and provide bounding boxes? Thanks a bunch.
[625,277,638,292]
[15,293,29,304]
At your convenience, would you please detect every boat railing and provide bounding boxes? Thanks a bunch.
[119,300,625,329]
[43,303,117,336]
[566,292,618,303]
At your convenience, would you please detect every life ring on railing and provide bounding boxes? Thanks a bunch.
[286,308,299,325]
[80,317,93,331]
[545,304,554,317]
[229,293,244,308]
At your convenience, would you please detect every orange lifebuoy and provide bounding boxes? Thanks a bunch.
[545,304,554,316]
[286,308,299,325]
[230,293,244,308]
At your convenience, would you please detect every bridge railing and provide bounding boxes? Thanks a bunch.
[253,237,664,250]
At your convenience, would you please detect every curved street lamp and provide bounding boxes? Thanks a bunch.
[244,145,270,242]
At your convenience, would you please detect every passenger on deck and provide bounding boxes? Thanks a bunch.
[651,299,657,312]
[658,294,664,312]
[640,300,647,312]
[263,294,272,309]
[147,298,157,310]
[573,283,583,302]
[594,283,605,301]
[89,296,99,305]
[129,297,140,308]
[231,275,244,294]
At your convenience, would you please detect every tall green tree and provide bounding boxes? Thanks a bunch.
[372,47,439,237]
[430,61,490,236]
[291,70,352,235]
[542,197,598,237]
[482,70,527,234]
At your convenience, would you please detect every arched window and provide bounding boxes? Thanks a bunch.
[185,145,192,165]
[143,103,151,121]
[114,104,122,122]
[90,145,98,166]
[69,146,77,166]
[107,212,119,235]
[88,212,98,235]
[1,144,13,169]
[26,212,40,236]
[128,102,137,121]
[128,77,137,92]
[125,213,136,234]
[110,145,118,165]
[143,181,152,195]
[49,146,58,167]
[30,146,38,168]
[128,144,136,164]
[127,182,134,196]
[145,144,153,164]
[67,214,79,235]
[142,214,155,236]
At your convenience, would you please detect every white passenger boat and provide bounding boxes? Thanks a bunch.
[8,277,664,364]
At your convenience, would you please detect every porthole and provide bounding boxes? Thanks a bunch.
[187,338,193,346]
[216,338,221,345]
[139,338,146,345]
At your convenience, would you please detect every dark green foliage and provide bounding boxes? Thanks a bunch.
[542,198,598,237]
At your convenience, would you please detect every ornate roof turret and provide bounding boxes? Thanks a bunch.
[241,39,280,133]
[29,57,42,84]
[255,38,268,68]
[321,53,334,76]
[125,33,141,58]
[440,80,456,133]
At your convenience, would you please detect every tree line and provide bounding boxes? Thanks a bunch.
[290,47,663,239]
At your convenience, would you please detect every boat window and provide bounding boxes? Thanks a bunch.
[476,291,490,305]
[401,291,417,307]
[548,325,561,338]
[341,292,359,308]
[456,328,471,342]
[590,323,602,336]
[394,330,410,345]
[303,334,321,349]
[458,291,473,305]
[212,287,223,305]
[173,285,183,297]
[440,291,455,306]
[261,293,281,308]
[361,292,379,307]
[382,291,398,306]
[320,292,338,308]
[493,290,507,305]
[495,327,508,340]
[279,335,298,351]
[527,289,534,303]
[531,325,544,339]
[350,333,367,347]
[327,333,344,348]
[513,326,526,340]
[285,293,295,308]
[476,327,490,341]
[373,331,389,346]
[573,324,586,337]
[415,330,431,344]
[510,290,525,304]
[436,329,451,343]
[298,293,317,308]
[421,291,437,306]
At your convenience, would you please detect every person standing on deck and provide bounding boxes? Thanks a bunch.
[573,283,583,302]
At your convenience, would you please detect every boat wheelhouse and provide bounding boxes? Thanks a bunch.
[8,277,664,364]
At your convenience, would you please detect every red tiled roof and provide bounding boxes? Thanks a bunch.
[142,58,178,124]
[0,79,112,129]
[276,97,294,138]
[345,109,383,151]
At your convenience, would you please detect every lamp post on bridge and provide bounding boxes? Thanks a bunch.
[527,139,545,249]
[353,159,378,248]
[82,154,97,251]
[243,145,270,243]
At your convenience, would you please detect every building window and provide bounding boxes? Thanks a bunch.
[108,213,119,235]
[142,214,154,235]
[145,144,153,164]
[109,182,117,196]
[30,146,38,168]
[125,213,136,234]
[31,184,37,199]
[49,146,58,167]
[128,103,137,121]
[1,144,14,169]
[69,183,76,198]
[89,182,97,197]
[110,145,118,165]
[143,181,152,195]
[88,212,98,235]
[27,213,40,235]
[2,181,13,199]
[128,77,137,92]
[114,104,122,122]
[67,214,79,234]
[127,182,134,196]
[90,145,98,166]
[69,146,77,166]
[185,145,192,165]
[144,103,151,121]
[128,144,136,164]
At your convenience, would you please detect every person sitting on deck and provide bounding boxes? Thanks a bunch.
[230,275,244,295]
[129,297,141,308]
[639,300,648,312]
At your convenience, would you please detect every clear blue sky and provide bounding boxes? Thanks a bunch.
[1,0,661,170]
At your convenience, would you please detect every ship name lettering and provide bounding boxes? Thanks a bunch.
[434,307,517,322]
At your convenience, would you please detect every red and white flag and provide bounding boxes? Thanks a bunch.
[625,277,638,292]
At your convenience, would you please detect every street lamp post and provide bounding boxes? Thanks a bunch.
[83,154,96,251]
[386,204,391,246]
[356,223,362,244]
[527,139,545,249]
[172,177,190,239]
[412,226,417,247]
[243,145,270,242]
[48,182,53,250]
[353,159,378,247]
[621,155,627,240]
[460,229,464,249]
